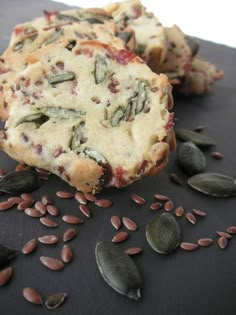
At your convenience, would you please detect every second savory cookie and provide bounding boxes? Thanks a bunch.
[1,40,174,193]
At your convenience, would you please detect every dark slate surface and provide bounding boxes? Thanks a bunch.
[0,1,236,314]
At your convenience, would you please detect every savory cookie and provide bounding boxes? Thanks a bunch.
[0,21,126,121]
[105,0,168,72]
[177,56,224,95]
[1,40,175,194]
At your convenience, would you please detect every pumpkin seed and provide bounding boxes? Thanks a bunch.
[0,170,42,194]
[117,31,133,44]
[48,72,75,85]
[44,29,63,46]
[95,241,142,300]
[79,11,111,22]
[175,128,216,147]
[178,141,206,175]
[43,107,85,119]
[146,213,181,254]
[0,266,13,286]
[188,173,236,197]
[23,287,43,305]
[57,14,80,22]
[70,122,85,150]
[12,34,37,52]
[45,292,67,310]
[135,81,147,114]
[0,244,18,269]
[94,55,108,84]
[85,18,103,24]
[110,107,125,127]
[83,147,107,165]
[12,41,24,51]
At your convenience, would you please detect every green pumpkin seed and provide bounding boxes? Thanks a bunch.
[188,173,236,197]
[146,213,181,254]
[110,107,125,127]
[48,72,75,85]
[12,41,24,51]
[123,102,133,121]
[178,141,206,175]
[94,55,108,84]
[43,107,85,119]
[95,241,142,300]
[45,292,67,310]
[83,147,107,165]
[44,29,63,46]
[175,128,216,147]
[135,81,147,114]
[135,43,146,55]
[79,11,111,22]
[70,122,85,150]
[185,35,199,57]
[0,170,42,194]
[24,26,37,34]
[57,14,80,22]
[85,18,103,24]
[0,244,18,269]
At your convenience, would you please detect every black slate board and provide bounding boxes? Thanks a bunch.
[0,1,236,314]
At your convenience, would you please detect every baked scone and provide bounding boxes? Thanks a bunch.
[0,40,174,194]
[0,21,127,121]
[105,0,168,72]
[177,56,224,95]
[157,25,192,83]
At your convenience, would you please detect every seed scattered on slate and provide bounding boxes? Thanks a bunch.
[62,215,83,224]
[146,213,181,254]
[122,217,138,231]
[112,231,128,243]
[210,151,224,159]
[56,191,74,199]
[131,193,145,205]
[169,173,183,185]
[175,206,184,217]
[94,199,112,208]
[180,242,198,251]
[63,228,77,242]
[178,141,206,175]
[38,235,59,245]
[15,163,27,171]
[124,247,143,256]
[0,200,15,210]
[8,196,22,205]
[40,217,58,228]
[35,201,46,214]
[0,267,13,286]
[150,202,162,211]
[24,208,43,218]
[0,168,4,177]
[192,208,207,217]
[111,216,121,230]
[216,231,232,239]
[40,256,64,271]
[154,194,169,201]
[45,292,67,310]
[22,239,37,254]
[186,212,196,224]
[188,173,236,197]
[22,287,43,305]
[175,128,216,147]
[79,204,91,218]
[197,238,213,247]
[41,195,53,206]
[61,245,73,263]
[21,193,34,201]
[84,193,97,202]
[75,192,87,204]
[164,200,174,212]
[95,241,142,300]
[35,167,51,175]
[226,226,236,234]
[217,237,228,249]
[17,199,35,211]
[46,205,60,216]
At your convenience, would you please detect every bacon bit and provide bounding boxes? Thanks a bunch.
[108,75,120,94]
[54,147,65,158]
[57,166,65,175]
[36,144,42,155]
[137,160,147,175]
[151,87,159,93]
[75,48,93,58]
[14,26,24,36]
[32,91,42,100]
[43,10,59,22]
[43,22,72,31]
[56,61,64,70]
[24,79,30,87]
[131,5,142,18]
[71,80,78,95]
[114,167,127,187]
[0,130,7,140]
[164,113,175,130]
[109,49,138,65]
[21,132,29,142]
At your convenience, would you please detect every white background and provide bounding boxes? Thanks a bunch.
[52,0,236,48]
